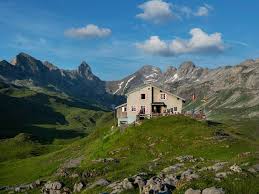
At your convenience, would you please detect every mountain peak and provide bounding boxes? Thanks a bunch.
[78,61,95,80]
[179,61,196,70]
[138,65,162,74]
[164,66,177,75]
[11,52,37,65]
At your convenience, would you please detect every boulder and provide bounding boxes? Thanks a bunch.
[215,172,230,179]
[73,182,84,192]
[202,187,225,194]
[181,169,199,181]
[162,163,184,174]
[134,176,146,192]
[248,164,259,173]
[163,174,178,187]
[122,178,134,190]
[206,162,228,172]
[52,182,62,190]
[185,188,201,194]
[42,181,63,194]
[89,179,110,188]
[230,164,242,173]
[109,178,135,194]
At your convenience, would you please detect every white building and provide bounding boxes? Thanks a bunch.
[115,84,185,126]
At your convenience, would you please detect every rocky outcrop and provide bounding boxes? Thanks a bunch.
[185,188,201,194]
[202,187,225,194]
[185,187,225,194]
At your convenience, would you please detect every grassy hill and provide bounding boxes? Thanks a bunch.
[0,82,106,141]
[0,115,258,193]
[0,82,112,186]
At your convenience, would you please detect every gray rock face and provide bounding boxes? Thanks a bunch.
[202,187,225,194]
[108,178,135,194]
[162,163,184,174]
[106,59,259,118]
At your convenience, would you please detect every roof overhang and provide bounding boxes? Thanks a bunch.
[115,103,127,109]
[151,102,166,106]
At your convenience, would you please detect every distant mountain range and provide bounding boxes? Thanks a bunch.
[107,59,259,119]
[0,53,123,108]
[1,53,259,118]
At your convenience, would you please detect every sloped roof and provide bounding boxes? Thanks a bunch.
[115,102,127,109]
[125,83,185,101]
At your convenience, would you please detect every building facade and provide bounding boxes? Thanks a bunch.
[115,84,185,126]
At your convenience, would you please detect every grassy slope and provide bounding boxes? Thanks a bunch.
[82,116,259,194]
[0,83,113,186]
[0,83,258,193]
[0,113,114,186]
[0,115,258,193]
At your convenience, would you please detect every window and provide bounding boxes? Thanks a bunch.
[122,107,127,112]
[141,94,146,99]
[131,105,136,112]
[160,93,166,100]
[174,107,177,111]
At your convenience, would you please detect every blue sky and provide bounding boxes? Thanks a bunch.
[1,0,259,80]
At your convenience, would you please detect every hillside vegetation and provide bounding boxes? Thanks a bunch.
[1,115,258,194]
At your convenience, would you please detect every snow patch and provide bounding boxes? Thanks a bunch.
[123,76,136,92]
[145,73,157,79]
[165,73,178,83]
[113,81,124,94]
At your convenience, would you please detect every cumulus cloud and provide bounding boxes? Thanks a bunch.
[136,0,174,24]
[136,28,225,56]
[136,1,213,23]
[64,24,111,38]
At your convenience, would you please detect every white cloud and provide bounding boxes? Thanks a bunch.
[64,24,111,38]
[136,28,225,56]
[136,0,174,24]
[136,1,213,24]
[136,36,169,55]
[194,4,212,16]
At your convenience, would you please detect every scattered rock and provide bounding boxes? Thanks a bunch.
[42,181,63,194]
[108,178,135,194]
[215,172,229,179]
[134,176,146,193]
[122,178,134,190]
[202,187,225,194]
[201,162,228,172]
[73,182,84,192]
[89,179,110,189]
[162,163,184,174]
[248,164,259,173]
[180,169,199,181]
[185,188,201,194]
[230,164,242,173]
[176,155,194,162]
